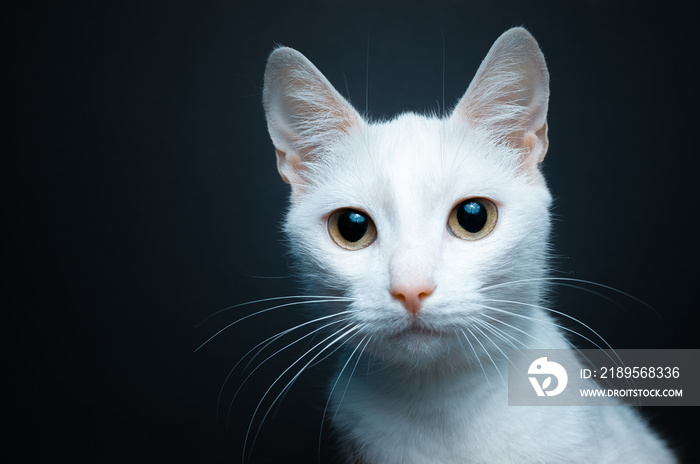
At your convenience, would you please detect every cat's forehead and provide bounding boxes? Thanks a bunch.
[312,113,525,214]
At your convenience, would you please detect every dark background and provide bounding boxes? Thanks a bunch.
[7,1,699,463]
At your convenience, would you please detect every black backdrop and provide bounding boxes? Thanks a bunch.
[7,1,699,463]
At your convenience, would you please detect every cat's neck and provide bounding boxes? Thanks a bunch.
[361,357,504,406]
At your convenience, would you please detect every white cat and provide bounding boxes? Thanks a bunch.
[261,28,676,464]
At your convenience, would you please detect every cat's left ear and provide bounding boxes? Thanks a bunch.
[263,47,364,194]
[451,27,550,174]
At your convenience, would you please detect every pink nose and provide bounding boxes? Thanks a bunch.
[390,284,435,315]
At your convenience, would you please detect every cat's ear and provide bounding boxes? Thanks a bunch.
[263,47,363,192]
[451,27,550,174]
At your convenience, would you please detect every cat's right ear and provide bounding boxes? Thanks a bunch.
[263,47,364,193]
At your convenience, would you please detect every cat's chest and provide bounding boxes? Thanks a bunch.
[334,373,501,463]
[333,368,598,464]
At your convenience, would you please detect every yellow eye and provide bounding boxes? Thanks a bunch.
[328,208,377,250]
[447,198,498,240]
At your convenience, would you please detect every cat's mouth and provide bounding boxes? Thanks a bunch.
[390,320,441,339]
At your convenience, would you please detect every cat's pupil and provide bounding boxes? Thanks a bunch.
[338,210,368,242]
[457,200,487,233]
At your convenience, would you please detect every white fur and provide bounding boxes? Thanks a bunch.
[262,28,675,463]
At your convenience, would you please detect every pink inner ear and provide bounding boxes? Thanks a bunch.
[263,47,364,192]
[522,122,549,167]
[450,28,549,169]
[275,148,303,185]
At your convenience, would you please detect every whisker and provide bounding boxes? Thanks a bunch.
[473,318,530,378]
[480,305,595,371]
[459,328,490,388]
[229,320,352,435]
[242,274,294,280]
[365,30,370,114]
[331,335,372,426]
[195,298,352,352]
[479,310,600,377]
[465,325,504,386]
[482,301,638,395]
[483,298,617,353]
[441,28,446,118]
[242,323,353,462]
[481,301,608,353]
[479,311,612,380]
[480,301,629,386]
[548,282,623,309]
[482,311,602,382]
[326,338,368,408]
[481,277,659,317]
[196,295,354,328]
[219,311,355,428]
[473,318,521,350]
[480,312,548,348]
[303,331,358,371]
[239,310,356,373]
[469,321,508,384]
[270,324,364,423]
[318,334,370,462]
[243,323,361,462]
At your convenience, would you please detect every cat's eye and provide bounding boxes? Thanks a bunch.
[328,208,377,250]
[447,198,498,240]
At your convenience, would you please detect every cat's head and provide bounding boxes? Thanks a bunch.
[262,28,552,367]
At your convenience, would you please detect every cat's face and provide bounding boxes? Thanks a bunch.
[263,28,552,367]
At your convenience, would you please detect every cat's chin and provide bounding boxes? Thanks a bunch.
[371,321,460,365]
